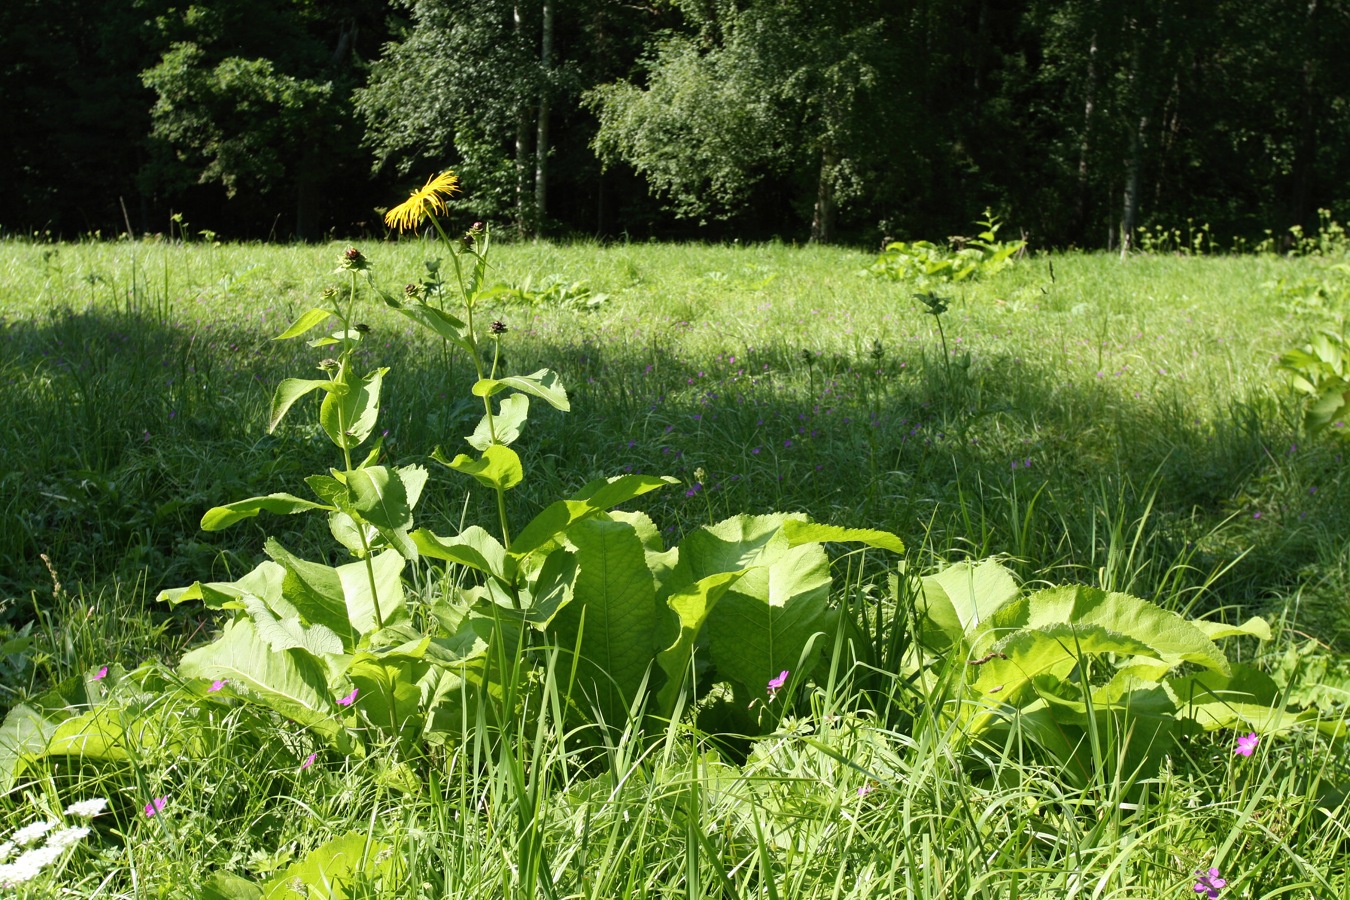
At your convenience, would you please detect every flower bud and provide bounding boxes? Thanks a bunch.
[338,247,370,272]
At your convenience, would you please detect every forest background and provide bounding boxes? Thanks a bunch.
[4,0,1349,248]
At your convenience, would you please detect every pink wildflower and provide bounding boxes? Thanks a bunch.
[1234,732,1259,757]
[208,679,227,693]
[143,797,168,817]
[300,752,317,771]
[93,666,108,680]
[766,670,789,700]
[336,687,359,707]
[1193,867,1227,898]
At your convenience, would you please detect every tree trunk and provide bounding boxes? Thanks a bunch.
[1288,0,1320,231]
[810,149,837,244]
[1120,112,1147,257]
[513,2,532,237]
[1075,2,1100,244]
[534,0,553,236]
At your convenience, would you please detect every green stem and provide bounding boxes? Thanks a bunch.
[427,214,517,575]
[337,271,384,631]
[934,315,953,392]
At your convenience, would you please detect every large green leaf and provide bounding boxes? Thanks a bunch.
[337,549,409,637]
[345,464,419,559]
[472,368,570,411]
[676,516,836,698]
[274,307,334,341]
[200,493,333,532]
[413,525,510,580]
[437,444,523,491]
[1171,663,1309,732]
[781,521,905,555]
[987,584,1228,675]
[508,474,678,559]
[548,518,663,726]
[918,558,1020,650]
[265,540,357,647]
[158,560,286,610]
[1193,617,1272,643]
[242,595,345,656]
[202,872,263,900]
[467,392,530,451]
[346,465,413,531]
[348,666,429,748]
[179,619,340,739]
[319,365,387,450]
[393,302,474,355]
[262,832,397,900]
[268,377,336,433]
[0,703,58,792]
[654,570,746,715]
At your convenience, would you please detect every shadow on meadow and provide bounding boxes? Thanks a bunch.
[3,304,1348,650]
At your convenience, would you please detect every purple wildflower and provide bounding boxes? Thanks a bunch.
[1193,867,1227,898]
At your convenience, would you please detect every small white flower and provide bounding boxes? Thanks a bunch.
[63,798,109,819]
[10,820,57,847]
[0,841,14,863]
[45,826,90,851]
[0,843,63,887]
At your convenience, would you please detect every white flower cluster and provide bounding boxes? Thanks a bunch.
[0,797,106,888]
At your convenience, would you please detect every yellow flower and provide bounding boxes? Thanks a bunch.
[384,171,460,232]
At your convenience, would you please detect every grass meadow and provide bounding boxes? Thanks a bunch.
[1,236,1348,897]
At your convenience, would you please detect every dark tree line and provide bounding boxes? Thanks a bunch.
[2,0,1347,246]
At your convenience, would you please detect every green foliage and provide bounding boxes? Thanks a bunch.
[5,238,1350,897]
[865,211,1025,286]
[909,557,1333,785]
[20,188,911,764]
[1280,331,1350,437]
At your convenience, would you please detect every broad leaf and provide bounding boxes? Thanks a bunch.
[346,465,416,557]
[655,570,746,715]
[413,525,510,581]
[509,475,679,559]
[265,540,356,647]
[1193,617,1272,643]
[319,365,387,450]
[268,378,336,433]
[394,302,474,355]
[345,467,410,525]
[438,444,523,491]
[467,392,530,451]
[1171,663,1306,732]
[348,643,431,748]
[200,493,333,532]
[337,549,409,637]
[472,368,570,411]
[548,518,662,727]
[202,872,263,900]
[242,595,345,656]
[262,832,397,900]
[274,307,333,341]
[782,521,905,555]
[158,560,286,610]
[989,584,1228,675]
[918,559,1020,649]
[179,619,340,739]
[674,516,836,698]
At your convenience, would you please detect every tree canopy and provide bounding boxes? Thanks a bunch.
[2,0,1348,245]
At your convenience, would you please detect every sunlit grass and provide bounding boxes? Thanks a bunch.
[1,237,1348,897]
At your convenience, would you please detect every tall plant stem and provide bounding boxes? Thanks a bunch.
[428,214,515,556]
[933,315,954,391]
[337,271,384,630]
